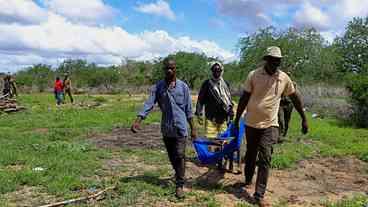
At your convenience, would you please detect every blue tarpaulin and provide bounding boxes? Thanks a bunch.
[192,119,245,164]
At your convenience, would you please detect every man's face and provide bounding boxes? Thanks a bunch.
[265,56,281,74]
[212,64,222,79]
[164,60,176,79]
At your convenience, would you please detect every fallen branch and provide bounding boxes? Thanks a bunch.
[39,186,116,207]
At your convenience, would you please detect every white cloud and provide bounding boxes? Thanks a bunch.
[336,0,368,19]
[140,30,235,60]
[320,31,340,43]
[216,0,368,42]
[294,2,331,30]
[217,0,271,30]
[0,0,48,25]
[135,0,176,21]
[0,3,235,72]
[43,0,117,24]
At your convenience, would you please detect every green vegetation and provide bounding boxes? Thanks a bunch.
[0,94,160,196]
[272,112,368,169]
[12,16,368,127]
[3,15,368,207]
[325,196,368,207]
[0,94,367,206]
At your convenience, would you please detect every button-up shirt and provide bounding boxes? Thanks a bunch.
[244,67,295,129]
[138,79,193,138]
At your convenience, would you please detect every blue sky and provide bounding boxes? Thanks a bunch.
[0,0,368,72]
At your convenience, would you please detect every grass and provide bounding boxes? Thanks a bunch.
[0,94,159,201]
[271,112,368,169]
[0,93,367,206]
[325,195,368,207]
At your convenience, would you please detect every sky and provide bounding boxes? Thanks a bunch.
[1,0,368,72]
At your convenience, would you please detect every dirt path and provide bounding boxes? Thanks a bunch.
[89,123,164,150]
[185,158,368,206]
[89,124,368,206]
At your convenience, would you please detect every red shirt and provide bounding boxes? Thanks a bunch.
[54,80,64,92]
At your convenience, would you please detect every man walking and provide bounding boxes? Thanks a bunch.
[234,46,308,206]
[63,74,74,103]
[9,75,17,98]
[54,77,64,105]
[278,94,294,142]
[278,72,297,143]
[131,57,197,199]
[2,75,10,96]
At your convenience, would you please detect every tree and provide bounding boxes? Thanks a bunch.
[238,27,340,83]
[152,52,213,88]
[334,17,368,74]
[16,64,54,92]
[335,17,368,127]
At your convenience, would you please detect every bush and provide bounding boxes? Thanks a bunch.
[346,74,368,127]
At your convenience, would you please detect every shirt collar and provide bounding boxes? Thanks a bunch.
[165,78,177,89]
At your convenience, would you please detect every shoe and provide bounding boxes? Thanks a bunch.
[175,187,185,199]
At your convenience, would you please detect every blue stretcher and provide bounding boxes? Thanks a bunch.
[192,119,246,166]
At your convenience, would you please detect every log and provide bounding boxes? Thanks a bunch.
[38,186,116,207]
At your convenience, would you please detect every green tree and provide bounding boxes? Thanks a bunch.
[334,17,368,74]
[16,64,54,92]
[152,52,213,88]
[238,27,340,83]
[335,16,368,127]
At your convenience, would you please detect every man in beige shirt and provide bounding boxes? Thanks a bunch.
[234,46,308,207]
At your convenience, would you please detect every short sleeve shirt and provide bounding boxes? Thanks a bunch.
[244,67,295,129]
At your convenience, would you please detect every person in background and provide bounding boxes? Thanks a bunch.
[277,71,296,143]
[9,74,18,98]
[54,77,64,105]
[2,75,10,96]
[63,73,74,103]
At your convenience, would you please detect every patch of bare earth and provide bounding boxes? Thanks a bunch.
[89,123,164,150]
[3,186,56,207]
[183,157,368,206]
[89,127,367,206]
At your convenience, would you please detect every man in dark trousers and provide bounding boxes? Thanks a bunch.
[278,94,294,142]
[131,57,197,199]
[234,46,308,207]
[63,74,74,103]
[278,71,297,143]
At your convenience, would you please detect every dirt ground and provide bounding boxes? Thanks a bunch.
[89,123,165,150]
[5,124,366,206]
[90,124,368,206]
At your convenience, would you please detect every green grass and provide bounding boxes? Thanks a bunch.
[0,93,367,206]
[325,195,368,207]
[0,94,160,200]
[271,112,368,169]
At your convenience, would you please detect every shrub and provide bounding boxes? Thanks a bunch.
[346,74,368,127]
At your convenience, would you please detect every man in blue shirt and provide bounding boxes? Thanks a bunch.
[131,57,197,199]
